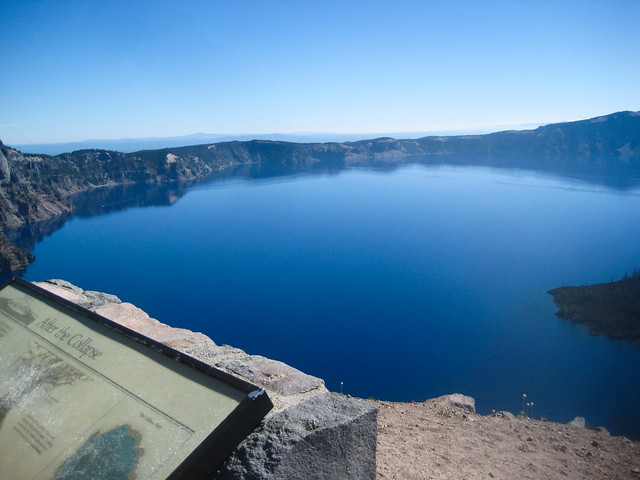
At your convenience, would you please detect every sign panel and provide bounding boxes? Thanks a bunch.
[0,278,272,479]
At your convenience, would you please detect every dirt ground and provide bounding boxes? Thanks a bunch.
[367,394,640,480]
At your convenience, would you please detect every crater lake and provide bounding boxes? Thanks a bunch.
[8,162,640,438]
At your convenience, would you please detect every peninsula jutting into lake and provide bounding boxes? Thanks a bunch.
[548,272,640,341]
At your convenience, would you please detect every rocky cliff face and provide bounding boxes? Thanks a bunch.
[1,110,639,271]
[0,143,73,228]
[0,142,73,270]
[0,232,34,271]
[0,140,224,270]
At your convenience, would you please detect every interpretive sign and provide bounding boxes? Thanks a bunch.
[0,277,272,479]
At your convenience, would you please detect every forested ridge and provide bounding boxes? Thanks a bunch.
[1,110,639,271]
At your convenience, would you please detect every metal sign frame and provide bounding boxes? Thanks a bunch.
[0,277,272,479]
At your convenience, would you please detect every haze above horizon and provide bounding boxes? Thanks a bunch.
[1,1,638,145]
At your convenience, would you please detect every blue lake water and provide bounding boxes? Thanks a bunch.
[11,163,640,438]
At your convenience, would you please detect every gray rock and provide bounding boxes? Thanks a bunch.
[495,411,515,420]
[568,416,586,428]
[218,355,324,396]
[41,279,84,294]
[0,148,10,183]
[444,393,476,413]
[38,279,122,308]
[81,290,123,309]
[215,392,377,480]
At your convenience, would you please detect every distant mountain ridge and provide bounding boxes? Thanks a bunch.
[13,131,454,156]
[12,128,536,156]
[0,110,638,271]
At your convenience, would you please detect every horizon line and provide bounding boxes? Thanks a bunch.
[6,109,638,153]
[8,122,546,149]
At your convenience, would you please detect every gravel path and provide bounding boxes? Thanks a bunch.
[367,395,640,480]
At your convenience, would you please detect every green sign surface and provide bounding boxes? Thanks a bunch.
[0,279,271,479]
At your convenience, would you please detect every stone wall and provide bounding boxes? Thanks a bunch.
[35,279,377,480]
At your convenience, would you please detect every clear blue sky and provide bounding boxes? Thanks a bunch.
[1,0,638,145]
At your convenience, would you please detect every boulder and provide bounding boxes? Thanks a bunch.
[215,393,377,479]
[569,416,586,428]
[495,411,515,420]
[443,393,476,413]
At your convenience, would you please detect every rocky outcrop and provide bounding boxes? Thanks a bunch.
[0,230,34,271]
[0,147,11,183]
[34,279,377,479]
